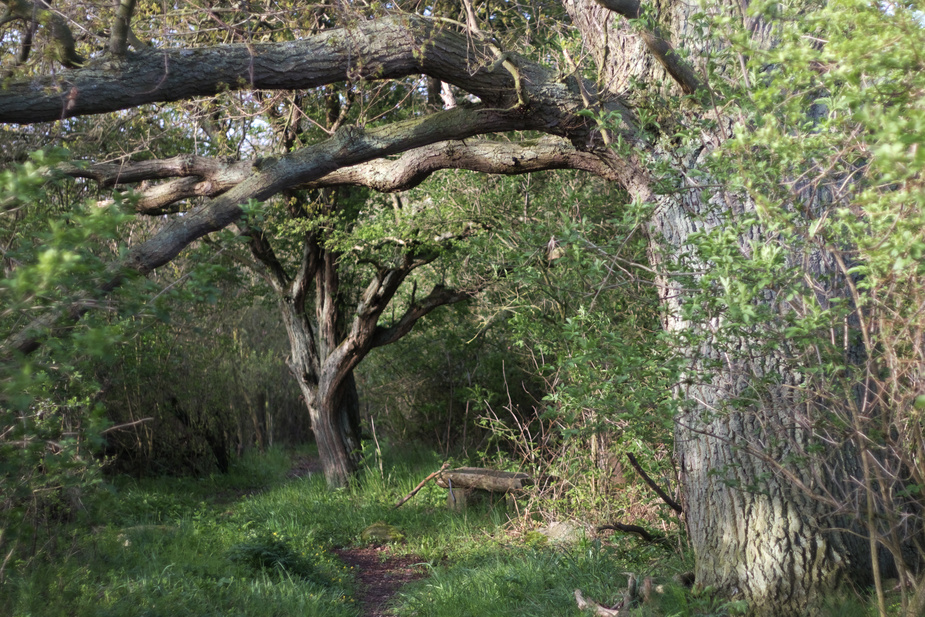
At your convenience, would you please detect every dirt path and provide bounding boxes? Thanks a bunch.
[288,453,427,617]
[287,453,324,478]
[334,546,427,617]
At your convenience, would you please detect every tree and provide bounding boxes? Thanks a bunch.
[1,0,921,614]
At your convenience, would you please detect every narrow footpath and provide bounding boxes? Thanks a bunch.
[289,454,427,617]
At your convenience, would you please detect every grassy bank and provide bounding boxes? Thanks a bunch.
[0,446,734,617]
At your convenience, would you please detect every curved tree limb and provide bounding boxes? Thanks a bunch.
[371,283,478,349]
[0,14,634,134]
[1,13,652,359]
[3,103,541,357]
[67,137,634,215]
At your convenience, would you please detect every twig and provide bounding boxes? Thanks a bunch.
[393,461,450,509]
[625,452,683,514]
[100,417,153,434]
[0,543,16,584]
[370,415,383,479]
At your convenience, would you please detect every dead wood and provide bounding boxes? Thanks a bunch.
[625,452,682,514]
[393,461,450,509]
[575,573,642,616]
[433,467,532,492]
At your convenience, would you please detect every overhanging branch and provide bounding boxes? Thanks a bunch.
[4,104,538,357]
[67,137,632,215]
[0,13,634,134]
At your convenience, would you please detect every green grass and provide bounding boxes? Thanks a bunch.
[0,444,750,617]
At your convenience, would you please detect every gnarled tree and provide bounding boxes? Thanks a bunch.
[1,0,918,614]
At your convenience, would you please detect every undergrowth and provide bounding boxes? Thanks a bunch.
[1,444,884,617]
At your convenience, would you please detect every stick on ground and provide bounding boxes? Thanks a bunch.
[393,461,450,509]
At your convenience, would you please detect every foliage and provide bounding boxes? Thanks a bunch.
[0,148,305,592]
[657,1,925,614]
[0,150,133,580]
[0,445,693,617]
[473,172,676,521]
[100,290,306,476]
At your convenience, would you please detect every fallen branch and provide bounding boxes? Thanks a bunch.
[625,452,683,514]
[597,522,656,542]
[575,589,624,616]
[575,574,639,616]
[393,461,450,509]
[597,523,674,551]
[100,417,153,434]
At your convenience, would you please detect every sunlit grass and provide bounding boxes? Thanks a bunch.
[7,443,844,617]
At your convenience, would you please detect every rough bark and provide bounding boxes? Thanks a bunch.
[0,14,626,130]
[565,0,879,613]
[243,196,477,486]
[3,102,586,358]
[277,294,362,487]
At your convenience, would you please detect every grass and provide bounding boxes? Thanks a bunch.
[13,443,885,617]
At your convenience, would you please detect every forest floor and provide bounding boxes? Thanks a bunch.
[288,452,427,617]
[333,546,426,617]
[0,445,726,617]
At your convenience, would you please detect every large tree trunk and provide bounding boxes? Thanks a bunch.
[279,295,362,487]
[652,192,879,614]
[564,1,881,613]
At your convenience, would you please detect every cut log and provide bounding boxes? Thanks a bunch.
[434,467,532,492]
[434,467,532,511]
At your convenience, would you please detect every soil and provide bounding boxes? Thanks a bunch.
[333,545,428,617]
[288,453,427,617]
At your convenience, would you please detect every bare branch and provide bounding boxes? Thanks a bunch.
[371,283,477,349]
[625,451,683,514]
[0,14,634,135]
[67,137,634,215]
[238,225,292,295]
[4,103,537,357]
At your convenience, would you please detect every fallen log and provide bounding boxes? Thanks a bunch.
[434,467,532,492]
[434,467,533,511]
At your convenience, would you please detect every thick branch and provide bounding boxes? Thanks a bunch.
[240,226,291,295]
[5,104,534,357]
[593,0,704,96]
[62,155,249,186]
[68,137,634,215]
[0,14,631,136]
[371,283,476,348]
[303,137,629,192]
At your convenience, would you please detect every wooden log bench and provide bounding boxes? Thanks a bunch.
[434,467,532,511]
